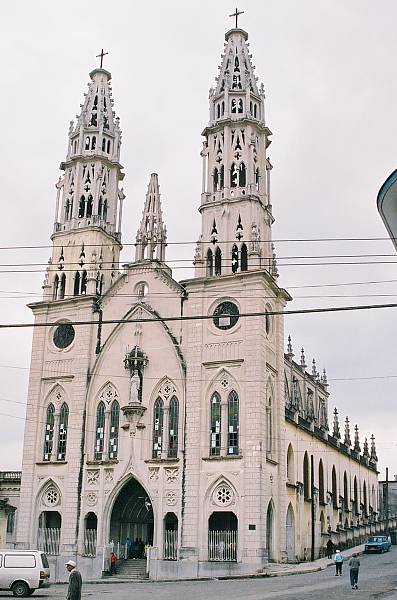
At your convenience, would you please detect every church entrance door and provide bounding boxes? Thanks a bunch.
[109,478,154,557]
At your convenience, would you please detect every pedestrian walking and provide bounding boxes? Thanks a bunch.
[326,539,334,559]
[349,553,360,589]
[65,560,82,600]
[334,549,343,576]
[109,552,117,575]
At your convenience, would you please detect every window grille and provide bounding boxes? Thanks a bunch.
[168,397,179,458]
[57,403,69,461]
[152,398,164,458]
[227,391,239,455]
[108,401,120,459]
[210,393,221,456]
[95,401,105,460]
[43,404,55,461]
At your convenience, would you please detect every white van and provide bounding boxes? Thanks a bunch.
[0,550,50,597]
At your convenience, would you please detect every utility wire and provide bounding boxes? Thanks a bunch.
[1,301,397,329]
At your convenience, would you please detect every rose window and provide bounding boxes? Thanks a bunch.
[214,485,234,507]
[44,487,59,506]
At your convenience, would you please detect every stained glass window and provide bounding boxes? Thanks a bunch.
[57,402,69,461]
[152,398,164,459]
[43,403,55,461]
[210,392,221,456]
[168,397,179,458]
[228,390,239,455]
[108,401,120,460]
[95,401,105,460]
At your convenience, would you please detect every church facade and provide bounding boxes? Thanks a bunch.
[15,22,382,581]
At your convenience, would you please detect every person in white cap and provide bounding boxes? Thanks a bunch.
[334,549,344,576]
[65,559,82,600]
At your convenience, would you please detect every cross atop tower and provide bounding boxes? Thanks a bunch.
[96,49,108,69]
[229,7,244,29]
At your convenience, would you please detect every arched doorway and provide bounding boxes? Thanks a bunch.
[266,501,275,561]
[286,504,295,562]
[208,511,237,561]
[163,512,178,560]
[109,477,154,556]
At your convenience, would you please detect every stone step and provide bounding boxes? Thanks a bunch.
[113,559,148,579]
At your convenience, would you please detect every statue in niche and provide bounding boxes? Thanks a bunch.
[129,370,141,404]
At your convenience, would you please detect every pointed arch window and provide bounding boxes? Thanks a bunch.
[220,164,224,189]
[107,140,111,154]
[215,247,222,276]
[91,136,96,150]
[65,200,71,221]
[57,402,69,461]
[240,243,248,271]
[287,444,295,483]
[85,137,90,150]
[81,270,87,295]
[108,401,120,460]
[152,398,164,458]
[343,471,349,509]
[266,395,273,454]
[332,466,338,509]
[254,104,258,118]
[221,101,225,115]
[303,452,310,500]
[210,392,221,456]
[168,396,179,458]
[98,197,103,218]
[217,104,221,119]
[231,99,237,113]
[238,99,243,113]
[231,244,239,273]
[213,168,219,192]
[230,163,238,188]
[73,272,80,296]
[238,163,246,187]
[353,476,358,514]
[102,138,106,152]
[255,168,260,192]
[319,459,325,504]
[94,401,105,460]
[103,200,108,221]
[43,403,55,461]
[59,274,66,300]
[227,391,239,455]
[53,275,59,301]
[206,248,214,277]
[86,195,93,218]
[78,196,85,218]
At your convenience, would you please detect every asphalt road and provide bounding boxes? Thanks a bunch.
[2,547,397,599]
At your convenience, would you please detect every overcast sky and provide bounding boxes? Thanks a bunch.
[0,0,397,478]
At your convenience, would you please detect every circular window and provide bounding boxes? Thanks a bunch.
[213,302,239,330]
[213,484,234,507]
[44,487,60,507]
[53,323,75,349]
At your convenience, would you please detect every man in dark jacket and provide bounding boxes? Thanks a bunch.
[65,560,82,600]
[349,553,360,589]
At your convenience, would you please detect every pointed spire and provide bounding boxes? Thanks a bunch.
[370,434,378,462]
[333,408,341,440]
[135,173,167,262]
[271,243,279,277]
[286,335,294,360]
[312,358,318,379]
[300,348,307,371]
[354,425,361,453]
[321,368,328,389]
[363,437,370,458]
[344,416,351,447]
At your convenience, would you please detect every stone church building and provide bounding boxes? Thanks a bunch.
[14,20,382,581]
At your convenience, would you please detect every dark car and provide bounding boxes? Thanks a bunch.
[364,535,391,553]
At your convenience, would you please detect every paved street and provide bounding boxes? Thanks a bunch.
[2,548,397,599]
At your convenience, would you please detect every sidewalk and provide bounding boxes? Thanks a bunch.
[263,543,365,577]
[58,543,366,585]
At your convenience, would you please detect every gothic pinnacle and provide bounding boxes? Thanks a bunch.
[300,348,307,370]
[333,408,341,440]
[363,437,369,458]
[135,173,167,263]
[344,416,351,447]
[354,425,361,453]
[286,335,294,359]
[370,434,378,462]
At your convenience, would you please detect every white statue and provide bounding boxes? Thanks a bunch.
[129,371,141,404]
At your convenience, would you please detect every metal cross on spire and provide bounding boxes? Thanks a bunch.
[229,7,245,29]
[96,49,109,69]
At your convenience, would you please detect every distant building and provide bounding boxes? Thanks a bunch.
[378,476,397,519]
[0,472,21,546]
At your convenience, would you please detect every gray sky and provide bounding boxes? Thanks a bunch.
[0,0,396,477]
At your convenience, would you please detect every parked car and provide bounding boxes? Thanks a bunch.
[364,535,391,553]
[0,550,50,597]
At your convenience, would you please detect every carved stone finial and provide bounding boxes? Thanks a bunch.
[344,416,351,447]
[271,243,279,277]
[312,358,318,378]
[333,408,341,440]
[300,348,307,370]
[321,368,328,388]
[370,434,378,462]
[286,335,294,358]
[363,437,370,458]
[354,425,361,453]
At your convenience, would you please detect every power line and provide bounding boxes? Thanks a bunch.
[1,301,397,329]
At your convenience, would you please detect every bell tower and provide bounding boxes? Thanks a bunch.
[194,21,275,278]
[44,62,125,301]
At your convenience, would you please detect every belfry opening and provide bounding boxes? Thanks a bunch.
[109,478,154,547]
